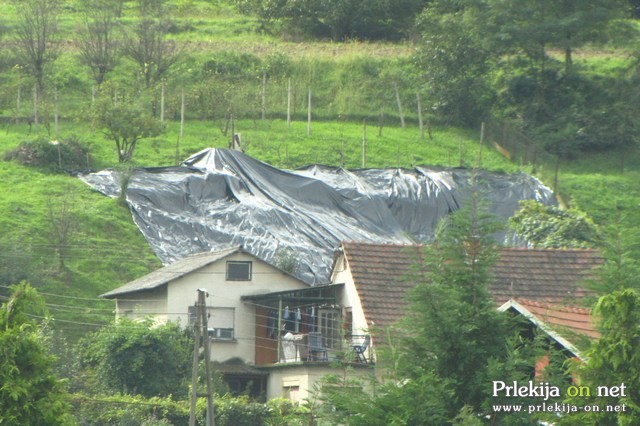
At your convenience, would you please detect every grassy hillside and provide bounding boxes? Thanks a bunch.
[0,0,638,338]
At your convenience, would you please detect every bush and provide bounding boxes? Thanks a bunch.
[202,52,262,78]
[3,136,91,172]
[71,394,310,426]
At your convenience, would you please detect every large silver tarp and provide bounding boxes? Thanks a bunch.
[81,148,555,284]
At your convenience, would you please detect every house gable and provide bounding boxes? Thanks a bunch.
[498,299,597,360]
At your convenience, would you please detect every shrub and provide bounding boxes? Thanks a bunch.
[3,136,91,172]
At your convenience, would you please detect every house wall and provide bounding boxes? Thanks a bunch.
[331,254,373,360]
[263,364,375,403]
[164,252,307,365]
[115,286,168,322]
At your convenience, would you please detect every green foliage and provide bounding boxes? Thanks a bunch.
[71,393,309,426]
[397,195,511,420]
[78,318,193,398]
[0,282,74,425]
[71,393,195,425]
[585,220,640,295]
[563,289,640,424]
[508,200,600,248]
[415,3,494,126]
[93,88,166,163]
[236,0,424,41]
[3,136,91,172]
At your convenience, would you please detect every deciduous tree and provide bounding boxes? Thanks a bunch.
[93,88,166,163]
[77,0,122,86]
[13,0,60,102]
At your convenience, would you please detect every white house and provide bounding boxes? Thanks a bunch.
[101,246,374,402]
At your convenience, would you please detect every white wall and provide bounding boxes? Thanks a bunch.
[264,364,375,403]
[165,252,307,365]
[116,286,168,322]
[331,252,374,362]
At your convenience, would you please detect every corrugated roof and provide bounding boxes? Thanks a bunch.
[101,246,241,298]
[340,242,603,331]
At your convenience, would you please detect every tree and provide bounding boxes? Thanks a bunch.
[415,3,494,126]
[13,0,60,103]
[585,220,640,295]
[93,88,166,163]
[79,318,193,398]
[77,0,122,86]
[0,282,74,425]
[394,195,517,422]
[46,194,77,271]
[508,200,600,249]
[564,289,640,425]
[124,0,180,89]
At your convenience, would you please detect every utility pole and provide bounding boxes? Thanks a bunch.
[189,289,215,426]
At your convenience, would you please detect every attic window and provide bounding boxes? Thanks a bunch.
[226,261,252,281]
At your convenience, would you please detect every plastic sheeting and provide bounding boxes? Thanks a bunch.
[80,148,556,284]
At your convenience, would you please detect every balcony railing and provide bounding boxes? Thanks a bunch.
[278,333,372,364]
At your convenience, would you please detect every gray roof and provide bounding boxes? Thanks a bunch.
[101,246,241,298]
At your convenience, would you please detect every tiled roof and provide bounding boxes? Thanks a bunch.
[489,248,603,304]
[511,299,598,340]
[340,242,603,331]
[101,246,241,298]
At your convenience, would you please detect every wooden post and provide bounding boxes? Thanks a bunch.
[362,119,367,168]
[54,87,59,138]
[416,92,424,139]
[230,114,235,148]
[478,121,485,168]
[394,82,405,128]
[261,71,266,120]
[199,290,215,426]
[307,88,312,136]
[287,79,292,128]
[189,290,215,426]
[178,89,185,164]
[553,156,560,194]
[33,84,39,130]
[189,294,202,426]
[15,86,21,125]
[160,82,165,122]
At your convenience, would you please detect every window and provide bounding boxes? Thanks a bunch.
[188,306,235,340]
[208,307,235,340]
[318,308,341,349]
[226,261,252,281]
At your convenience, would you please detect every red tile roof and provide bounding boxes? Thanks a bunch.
[340,242,603,331]
[512,299,599,340]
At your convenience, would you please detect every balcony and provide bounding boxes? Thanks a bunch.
[241,283,362,366]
